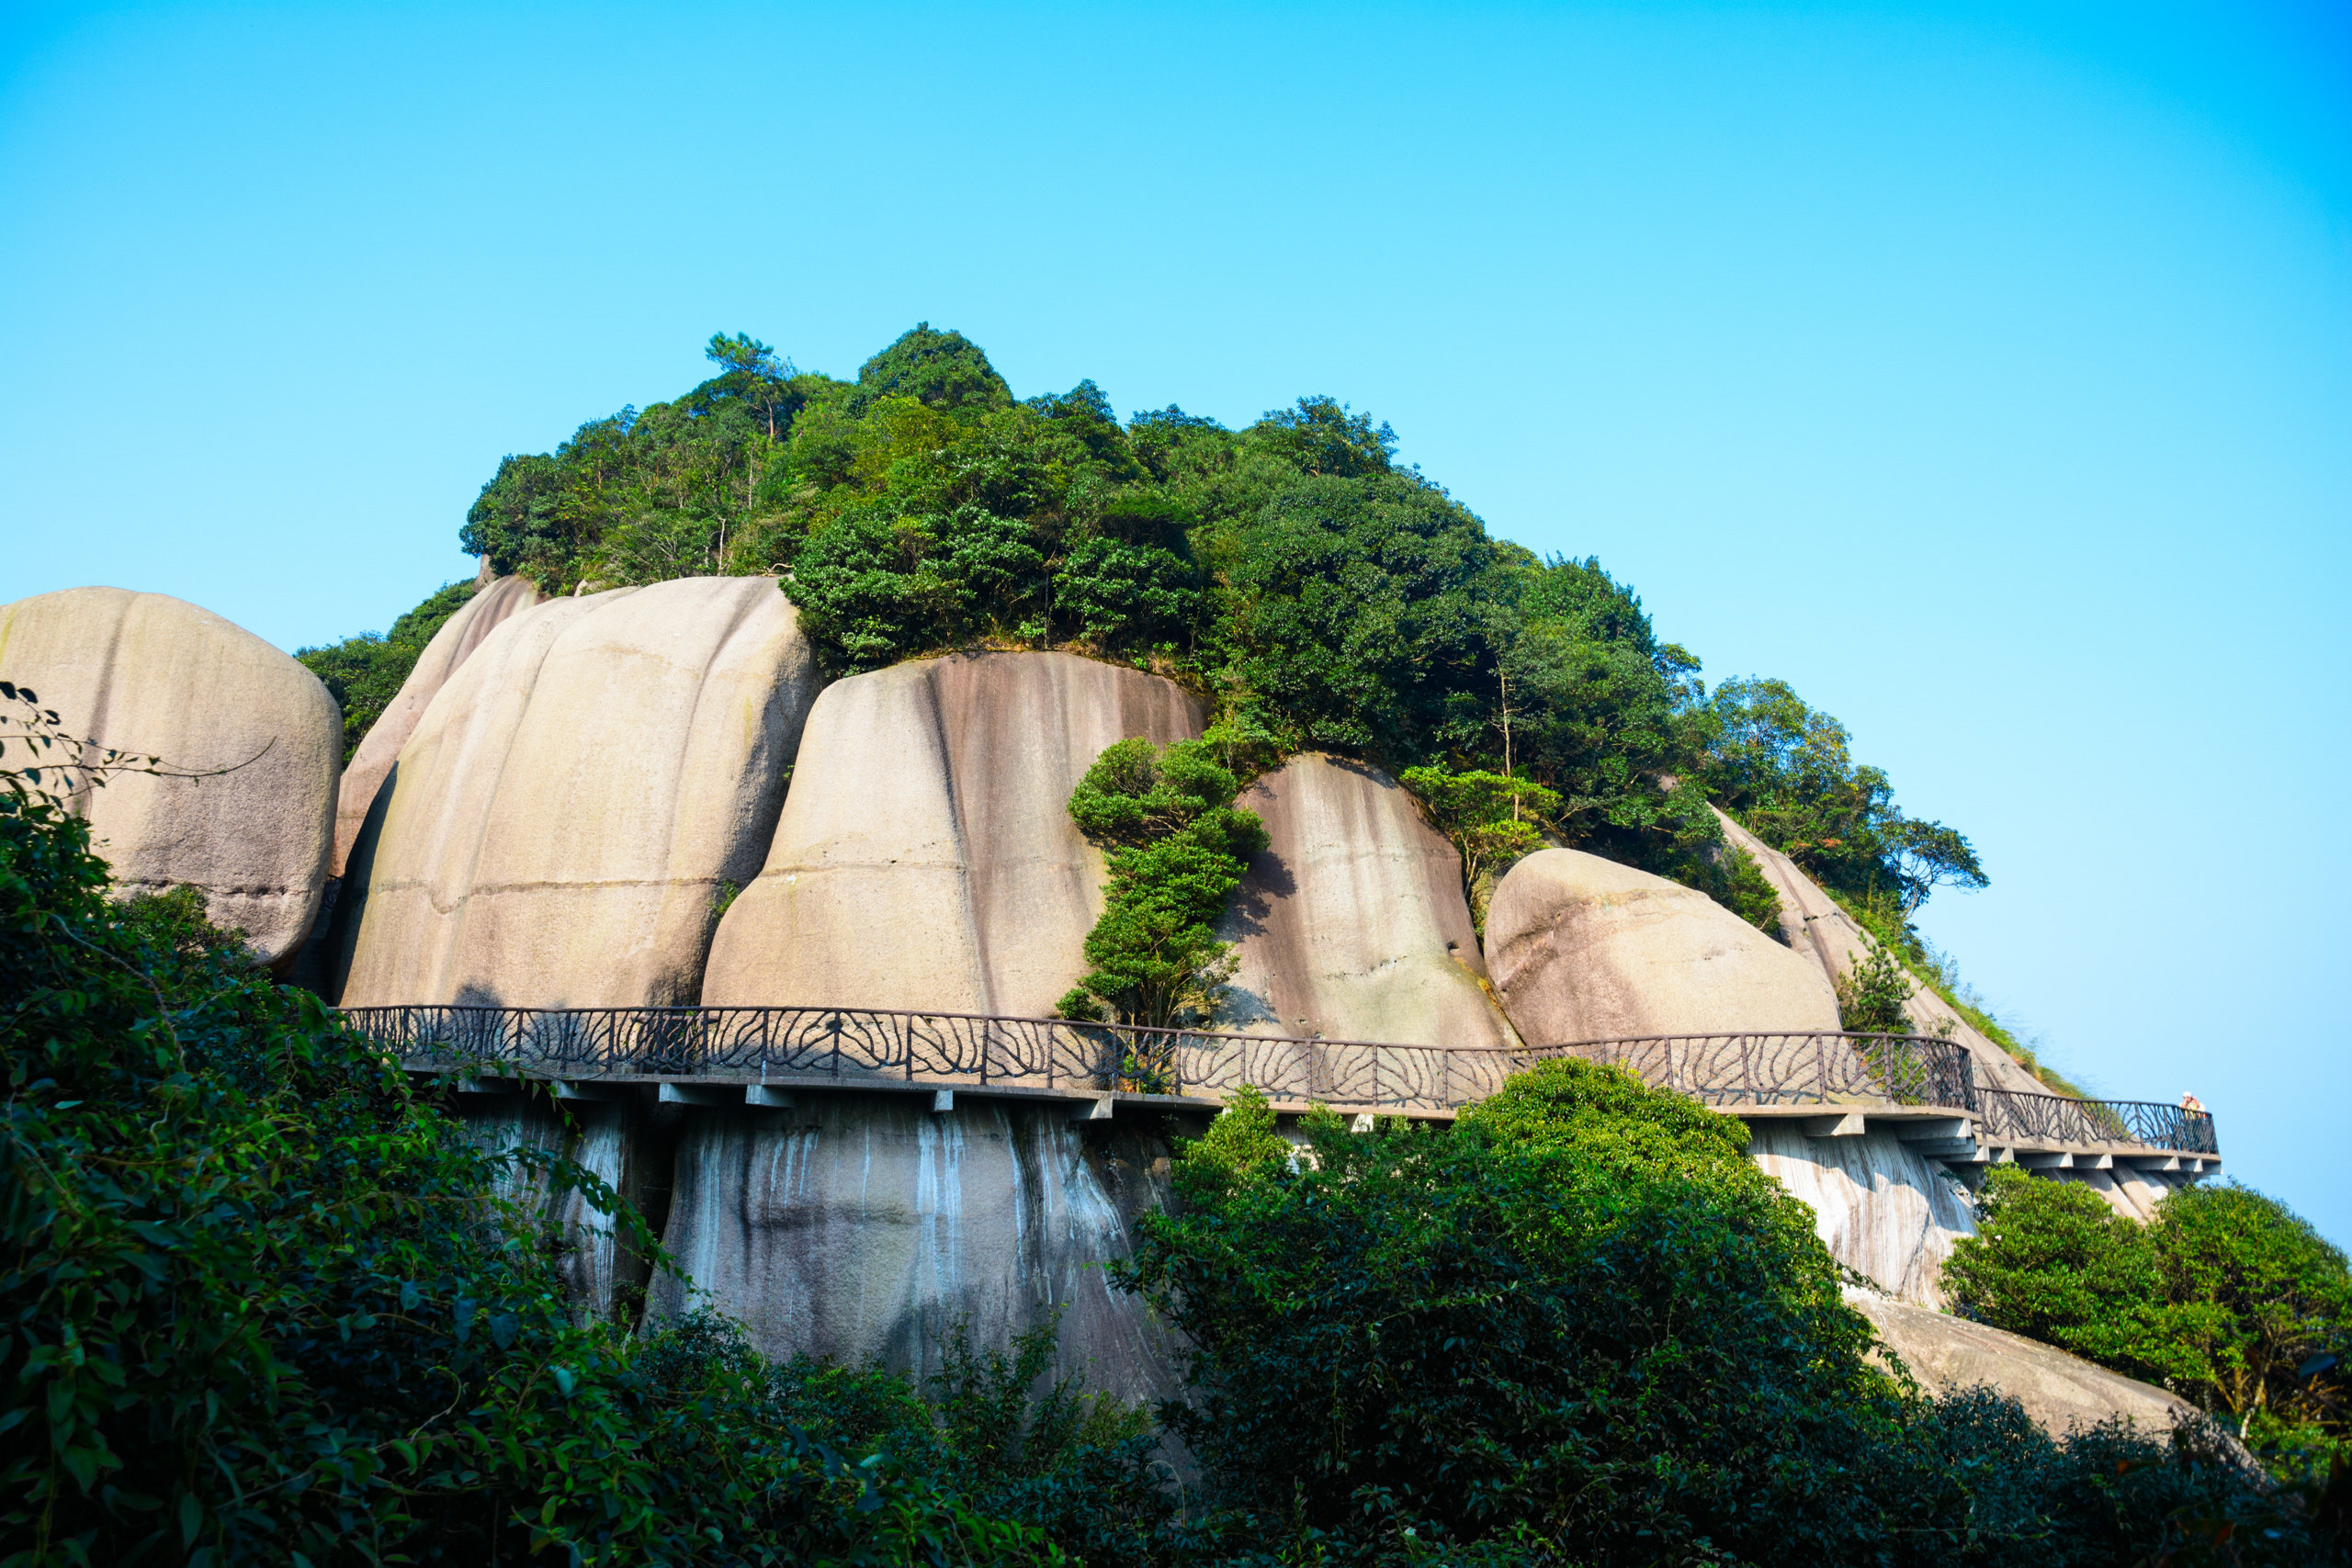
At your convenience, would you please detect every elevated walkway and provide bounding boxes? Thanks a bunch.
[339,1004,2219,1170]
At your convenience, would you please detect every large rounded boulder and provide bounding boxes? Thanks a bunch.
[1217,754,1512,1052]
[335,577,820,1007]
[1485,848,1839,1043]
[0,586,338,964]
[332,572,541,876]
[702,651,1204,1016]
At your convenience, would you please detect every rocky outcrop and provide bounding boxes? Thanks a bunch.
[1848,1288,2201,1436]
[702,652,1204,1016]
[1748,1124,1975,1305]
[333,573,541,876]
[1217,754,1513,1057]
[1485,849,1841,1043]
[336,577,820,1006]
[0,587,338,964]
[647,1095,1184,1402]
[1713,809,2047,1096]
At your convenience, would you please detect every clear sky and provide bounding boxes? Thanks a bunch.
[5,2,2346,1238]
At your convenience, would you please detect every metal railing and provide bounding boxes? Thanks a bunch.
[1545,1031,1976,1111]
[341,1003,1493,1111]
[1977,1088,2219,1156]
[337,1006,2216,1156]
[342,1009,1966,1118]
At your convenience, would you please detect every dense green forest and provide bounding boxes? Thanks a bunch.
[300,325,2014,1042]
[5,777,2341,1564]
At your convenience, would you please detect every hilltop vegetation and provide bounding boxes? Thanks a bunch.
[311,325,1990,966]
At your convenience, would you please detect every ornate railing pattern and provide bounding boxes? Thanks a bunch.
[1546,1032,1976,1111]
[338,1006,2217,1155]
[1977,1089,2218,1156]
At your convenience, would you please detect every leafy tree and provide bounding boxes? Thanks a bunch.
[295,578,478,761]
[1944,1168,2180,1373]
[2150,1184,2352,1452]
[1114,1060,2334,1566]
[0,787,1065,1564]
[1058,737,1269,1031]
[1947,1171,2352,1475]
[1396,764,1556,931]
[1695,675,1986,915]
[844,322,1013,416]
[1216,470,1502,758]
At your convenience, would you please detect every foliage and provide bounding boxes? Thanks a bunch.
[1694,677,1984,915]
[1396,765,1556,921]
[426,325,1989,937]
[1836,942,1918,1034]
[1059,736,1268,1031]
[1943,1168,2180,1372]
[1119,1060,2340,1565]
[1948,1170,2352,1476]
[0,791,1064,1565]
[295,578,477,761]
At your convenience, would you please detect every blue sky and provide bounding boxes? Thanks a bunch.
[5,2,2347,1239]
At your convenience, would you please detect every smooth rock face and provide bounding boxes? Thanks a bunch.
[1848,1288,2200,1436]
[703,651,1205,1016]
[332,574,541,876]
[1485,849,1841,1043]
[1748,1124,1976,1305]
[1713,809,2047,1097]
[0,587,338,964]
[648,1096,1183,1402]
[338,577,820,1006]
[1217,754,1514,1059]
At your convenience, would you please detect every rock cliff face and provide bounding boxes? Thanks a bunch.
[646,1096,1185,1401]
[337,577,820,1006]
[1848,1288,2201,1437]
[1485,849,1842,1043]
[1217,754,1514,1056]
[703,652,1204,1016]
[1712,808,2047,1097]
[1747,1124,1975,1305]
[333,573,541,877]
[0,586,338,964]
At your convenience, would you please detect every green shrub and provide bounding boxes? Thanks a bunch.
[1836,942,1917,1034]
[1058,736,1269,1031]
[1948,1169,2352,1483]
[1117,1069,2344,1565]
[0,791,1056,1565]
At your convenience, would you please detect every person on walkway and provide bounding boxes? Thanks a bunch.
[2180,1092,2207,1114]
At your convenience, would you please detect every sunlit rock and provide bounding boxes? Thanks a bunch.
[336,576,820,1006]
[0,586,337,964]
[333,572,541,876]
[702,651,1204,1016]
[1485,848,1841,1043]
[1848,1287,2204,1437]
[1216,753,1514,1061]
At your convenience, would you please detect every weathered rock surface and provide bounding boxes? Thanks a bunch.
[648,1096,1184,1402]
[0,586,338,964]
[337,577,820,1006]
[1217,754,1513,1060]
[1748,1123,1976,1305]
[1713,808,2047,1096]
[1848,1288,2201,1436]
[702,651,1205,1016]
[332,573,541,876]
[1485,849,1841,1043]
